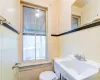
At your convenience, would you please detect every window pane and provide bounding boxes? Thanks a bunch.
[23,6,46,61]
[23,35,35,60]
[35,9,46,59]
[36,36,46,59]
[35,9,46,34]
[72,17,78,29]
[23,6,35,33]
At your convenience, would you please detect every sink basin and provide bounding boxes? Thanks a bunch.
[54,55,100,80]
[61,59,96,75]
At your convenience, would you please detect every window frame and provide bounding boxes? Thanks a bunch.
[71,15,81,29]
[19,2,48,62]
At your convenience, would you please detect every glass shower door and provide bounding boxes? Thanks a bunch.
[0,24,18,80]
[0,24,2,80]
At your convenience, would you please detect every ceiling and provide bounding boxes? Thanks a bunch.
[73,0,90,8]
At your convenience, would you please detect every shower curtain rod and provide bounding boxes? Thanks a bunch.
[0,15,19,34]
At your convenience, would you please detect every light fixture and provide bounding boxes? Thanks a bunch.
[36,9,40,12]
[7,8,16,12]
[35,13,40,18]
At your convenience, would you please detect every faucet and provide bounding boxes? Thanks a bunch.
[74,54,86,61]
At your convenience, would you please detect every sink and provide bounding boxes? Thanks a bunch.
[54,55,100,80]
[61,59,97,75]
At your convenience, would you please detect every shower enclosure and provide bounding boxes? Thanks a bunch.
[0,17,18,80]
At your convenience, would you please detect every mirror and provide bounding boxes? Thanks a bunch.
[71,0,100,30]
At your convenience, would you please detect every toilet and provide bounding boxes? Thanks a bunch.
[40,71,58,80]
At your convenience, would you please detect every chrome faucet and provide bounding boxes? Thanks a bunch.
[74,54,86,61]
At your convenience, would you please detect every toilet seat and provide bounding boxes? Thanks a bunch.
[40,71,58,80]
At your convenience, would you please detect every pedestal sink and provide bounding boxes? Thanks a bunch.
[54,55,100,80]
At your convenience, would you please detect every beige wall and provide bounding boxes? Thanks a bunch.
[58,0,75,33]
[59,26,100,63]
[72,5,82,16]
[0,0,20,30]
[81,0,100,25]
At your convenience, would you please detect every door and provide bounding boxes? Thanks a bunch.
[1,25,18,80]
[0,24,2,80]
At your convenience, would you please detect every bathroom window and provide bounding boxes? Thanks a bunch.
[71,15,81,29]
[22,6,47,61]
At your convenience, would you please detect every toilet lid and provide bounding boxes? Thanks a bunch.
[40,71,58,80]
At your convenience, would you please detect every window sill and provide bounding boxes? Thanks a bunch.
[18,60,52,68]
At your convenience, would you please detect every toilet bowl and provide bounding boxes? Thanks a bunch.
[40,71,58,80]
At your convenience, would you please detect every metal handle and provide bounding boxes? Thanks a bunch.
[12,63,20,70]
[0,15,11,25]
